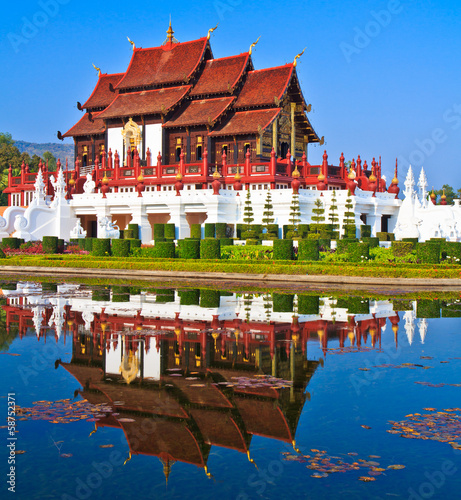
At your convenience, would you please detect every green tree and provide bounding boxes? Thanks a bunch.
[436,184,455,205]
[328,189,339,234]
[0,133,14,146]
[243,188,254,232]
[311,198,325,234]
[43,151,57,172]
[342,189,356,238]
[262,190,275,233]
[289,192,301,236]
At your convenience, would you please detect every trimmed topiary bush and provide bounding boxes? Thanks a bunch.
[298,240,319,261]
[246,238,260,245]
[0,238,21,249]
[155,289,175,303]
[215,223,227,239]
[153,224,165,239]
[200,239,220,259]
[205,223,216,238]
[123,229,134,239]
[319,238,331,249]
[416,299,440,318]
[165,224,176,240]
[361,237,379,248]
[376,232,388,242]
[41,282,57,292]
[219,238,233,246]
[57,239,64,253]
[129,239,141,252]
[346,242,369,262]
[392,299,413,311]
[200,289,220,308]
[92,288,110,301]
[348,297,370,314]
[392,241,416,256]
[360,225,372,238]
[127,223,139,239]
[155,242,175,259]
[0,248,5,259]
[417,242,441,264]
[442,241,461,262]
[43,236,58,254]
[112,286,130,303]
[92,238,111,257]
[111,239,131,257]
[179,289,200,305]
[273,240,293,260]
[402,237,419,243]
[298,295,320,315]
[190,224,202,239]
[178,239,200,259]
[337,239,359,254]
[272,293,294,312]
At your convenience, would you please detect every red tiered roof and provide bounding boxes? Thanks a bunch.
[163,96,235,128]
[190,53,250,97]
[234,64,294,109]
[208,108,280,136]
[62,112,105,138]
[98,86,191,119]
[115,38,209,90]
[82,73,124,110]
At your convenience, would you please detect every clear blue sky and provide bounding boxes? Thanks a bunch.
[1,0,460,189]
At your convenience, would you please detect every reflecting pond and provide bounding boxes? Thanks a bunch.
[0,281,460,499]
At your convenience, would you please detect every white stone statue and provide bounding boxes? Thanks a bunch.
[98,217,120,239]
[70,219,87,239]
[83,173,96,194]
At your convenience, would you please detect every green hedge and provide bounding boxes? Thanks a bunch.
[273,240,293,260]
[92,288,110,301]
[153,224,165,239]
[165,224,176,240]
[190,224,202,239]
[362,237,379,249]
[337,239,359,254]
[155,242,175,259]
[92,238,111,257]
[156,289,175,303]
[112,285,130,302]
[298,295,320,315]
[361,225,371,238]
[84,238,94,252]
[178,239,200,259]
[0,248,5,259]
[111,239,131,257]
[200,289,220,308]
[129,239,141,252]
[200,239,220,259]
[441,303,461,318]
[402,237,418,243]
[43,236,58,254]
[417,242,441,264]
[319,238,331,249]
[298,240,319,261]
[179,289,200,305]
[123,229,134,239]
[272,293,294,312]
[376,232,390,242]
[347,242,369,262]
[219,238,233,246]
[127,223,139,239]
[215,223,227,239]
[41,282,57,292]
[57,239,64,253]
[348,297,370,314]
[392,299,414,311]
[442,241,461,262]
[392,241,416,257]
[343,225,357,239]
[205,223,216,238]
[0,237,21,249]
[416,299,440,318]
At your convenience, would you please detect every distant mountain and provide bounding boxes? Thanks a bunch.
[14,140,74,164]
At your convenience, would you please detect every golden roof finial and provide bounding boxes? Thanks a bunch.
[249,36,261,56]
[123,452,132,466]
[247,451,258,469]
[167,17,174,43]
[127,37,135,51]
[293,48,306,67]
[92,64,101,77]
[207,23,219,40]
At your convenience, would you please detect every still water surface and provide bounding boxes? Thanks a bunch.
[0,281,460,500]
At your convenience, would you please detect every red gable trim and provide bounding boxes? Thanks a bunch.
[208,108,281,137]
[163,96,235,128]
[62,112,105,138]
[234,64,294,109]
[98,86,191,119]
[116,38,209,91]
[82,73,124,110]
[190,53,250,97]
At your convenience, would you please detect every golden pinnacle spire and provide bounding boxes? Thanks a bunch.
[92,64,101,77]
[249,36,260,55]
[293,48,306,67]
[207,23,218,40]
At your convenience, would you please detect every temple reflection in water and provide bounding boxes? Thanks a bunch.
[0,282,445,479]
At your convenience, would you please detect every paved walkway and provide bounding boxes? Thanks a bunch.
[0,265,460,292]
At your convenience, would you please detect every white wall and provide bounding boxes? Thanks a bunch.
[107,127,124,157]
[145,123,163,158]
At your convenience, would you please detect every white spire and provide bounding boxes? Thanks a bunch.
[33,305,45,338]
[33,168,47,205]
[418,167,428,207]
[404,166,416,199]
[403,309,415,345]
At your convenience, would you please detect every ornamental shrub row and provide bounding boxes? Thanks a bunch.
[417,242,441,264]
[200,239,220,259]
[298,240,319,261]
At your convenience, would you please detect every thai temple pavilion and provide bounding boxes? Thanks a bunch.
[61,22,324,188]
